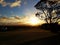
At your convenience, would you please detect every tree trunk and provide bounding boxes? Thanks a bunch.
[49,8,52,24]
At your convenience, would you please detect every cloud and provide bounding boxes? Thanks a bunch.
[10,0,21,7]
[14,16,21,19]
[9,16,21,19]
[0,0,3,3]
[0,16,21,25]
[0,0,21,7]
[0,0,7,7]
[0,15,46,25]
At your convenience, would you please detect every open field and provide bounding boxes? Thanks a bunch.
[0,26,59,45]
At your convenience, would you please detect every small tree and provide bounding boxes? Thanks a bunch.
[35,0,60,24]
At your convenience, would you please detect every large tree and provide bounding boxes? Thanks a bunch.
[35,0,60,24]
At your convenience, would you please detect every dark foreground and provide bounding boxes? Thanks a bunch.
[0,25,60,45]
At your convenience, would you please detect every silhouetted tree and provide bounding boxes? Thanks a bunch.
[35,0,60,24]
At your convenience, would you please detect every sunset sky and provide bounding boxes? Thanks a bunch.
[0,0,46,26]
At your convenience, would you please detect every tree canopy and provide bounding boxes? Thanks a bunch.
[35,0,60,24]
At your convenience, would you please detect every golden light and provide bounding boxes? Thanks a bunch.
[20,16,46,26]
[28,16,40,26]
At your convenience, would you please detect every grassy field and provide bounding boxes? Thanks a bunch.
[0,27,58,45]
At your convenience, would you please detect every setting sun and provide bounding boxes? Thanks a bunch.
[28,16,40,26]
[21,16,46,26]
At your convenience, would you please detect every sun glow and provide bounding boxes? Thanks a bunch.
[28,16,40,26]
[20,15,46,26]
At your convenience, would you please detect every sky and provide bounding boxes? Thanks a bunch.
[0,0,40,17]
[0,0,60,25]
[0,0,46,26]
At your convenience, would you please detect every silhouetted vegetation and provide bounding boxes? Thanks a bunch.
[35,0,60,24]
[34,0,60,33]
[40,23,60,33]
[0,25,38,32]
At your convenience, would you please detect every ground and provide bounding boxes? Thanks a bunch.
[0,28,59,45]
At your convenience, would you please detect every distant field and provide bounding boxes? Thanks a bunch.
[0,27,57,45]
